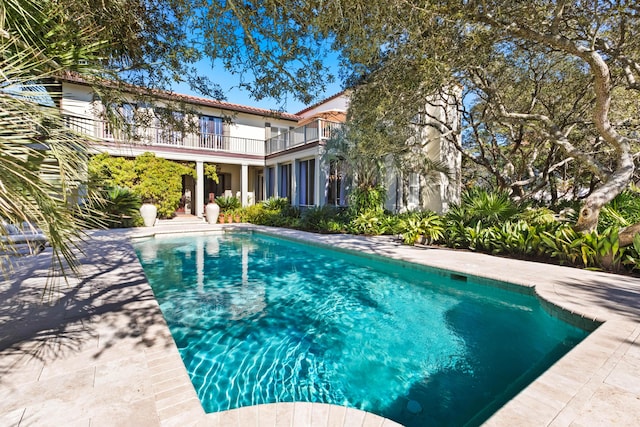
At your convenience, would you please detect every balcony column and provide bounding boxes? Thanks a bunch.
[196,161,204,219]
[241,163,249,207]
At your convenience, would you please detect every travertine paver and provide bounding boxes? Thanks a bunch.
[1,222,639,426]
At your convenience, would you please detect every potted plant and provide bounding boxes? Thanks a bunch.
[205,193,220,224]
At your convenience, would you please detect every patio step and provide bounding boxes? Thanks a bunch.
[156,215,205,225]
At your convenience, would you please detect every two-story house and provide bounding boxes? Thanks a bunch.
[59,74,460,219]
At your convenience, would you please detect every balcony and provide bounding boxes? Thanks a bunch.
[63,114,266,156]
[266,119,342,155]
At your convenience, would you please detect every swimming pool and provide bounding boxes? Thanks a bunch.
[134,232,591,426]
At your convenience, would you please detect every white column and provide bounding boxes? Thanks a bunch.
[315,154,325,207]
[274,164,280,198]
[196,161,204,218]
[292,160,299,206]
[241,163,249,207]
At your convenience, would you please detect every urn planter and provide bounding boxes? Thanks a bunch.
[205,201,220,224]
[139,203,157,227]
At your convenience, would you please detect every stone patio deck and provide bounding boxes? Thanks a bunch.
[1,222,639,426]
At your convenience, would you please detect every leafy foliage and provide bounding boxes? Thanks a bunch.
[446,188,521,227]
[244,198,300,228]
[348,185,387,215]
[599,190,640,232]
[88,152,194,218]
[215,196,241,212]
[300,206,346,233]
[262,197,291,211]
[240,188,639,274]
[101,187,142,228]
[0,0,108,281]
[399,211,445,245]
[204,164,219,183]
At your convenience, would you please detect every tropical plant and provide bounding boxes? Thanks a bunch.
[262,197,291,211]
[347,210,389,235]
[515,207,557,226]
[599,189,640,232]
[300,205,342,232]
[446,188,521,229]
[399,211,445,245]
[0,0,107,282]
[349,185,387,215]
[622,234,640,273]
[101,187,142,228]
[215,196,241,212]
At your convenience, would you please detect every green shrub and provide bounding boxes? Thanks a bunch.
[215,195,241,212]
[243,199,300,227]
[347,210,385,235]
[88,152,194,218]
[320,218,348,233]
[262,197,290,211]
[349,185,386,215]
[489,220,559,257]
[622,234,640,272]
[300,205,341,232]
[515,207,557,225]
[399,211,445,245]
[243,204,267,224]
[599,189,640,232]
[104,187,142,228]
[448,188,521,227]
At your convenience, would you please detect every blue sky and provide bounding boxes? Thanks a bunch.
[171,55,345,115]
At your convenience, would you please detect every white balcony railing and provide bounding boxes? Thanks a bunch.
[266,119,341,155]
[63,114,266,156]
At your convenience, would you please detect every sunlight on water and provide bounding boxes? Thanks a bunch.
[135,233,589,427]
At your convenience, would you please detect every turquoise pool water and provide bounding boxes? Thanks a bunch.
[134,232,590,426]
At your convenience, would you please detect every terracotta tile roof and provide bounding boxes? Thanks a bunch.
[171,93,301,121]
[57,72,301,122]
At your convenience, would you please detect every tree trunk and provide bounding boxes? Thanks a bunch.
[484,18,636,232]
[619,222,640,247]
[575,196,604,233]
[575,161,634,232]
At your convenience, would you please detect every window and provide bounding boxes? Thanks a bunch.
[104,103,136,140]
[205,172,231,202]
[279,164,291,201]
[267,167,275,198]
[256,171,264,202]
[270,126,289,150]
[200,115,224,149]
[155,109,183,146]
[328,160,347,206]
[298,159,315,206]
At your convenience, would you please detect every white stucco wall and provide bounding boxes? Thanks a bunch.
[297,93,349,119]
[61,82,95,116]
